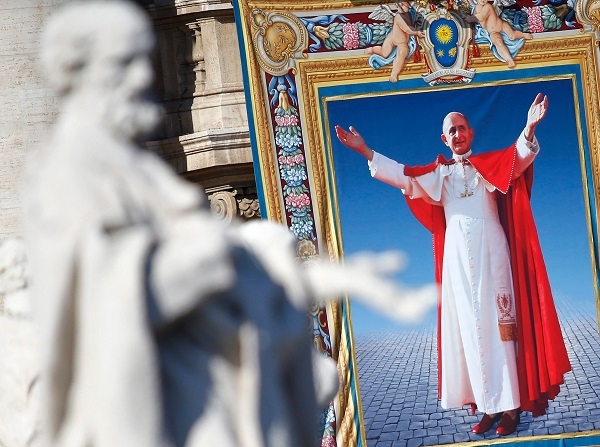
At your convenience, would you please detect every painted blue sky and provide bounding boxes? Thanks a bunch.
[325,76,596,335]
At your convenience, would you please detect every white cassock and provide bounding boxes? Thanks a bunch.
[367,132,538,414]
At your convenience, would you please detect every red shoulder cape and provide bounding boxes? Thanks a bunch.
[404,145,571,416]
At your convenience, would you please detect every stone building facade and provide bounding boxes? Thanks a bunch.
[143,0,259,223]
[0,0,256,240]
[0,1,254,446]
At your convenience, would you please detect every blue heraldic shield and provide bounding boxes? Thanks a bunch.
[430,18,459,67]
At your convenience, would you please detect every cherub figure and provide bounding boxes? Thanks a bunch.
[464,0,532,68]
[366,1,425,82]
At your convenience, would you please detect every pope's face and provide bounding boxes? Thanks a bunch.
[441,113,474,155]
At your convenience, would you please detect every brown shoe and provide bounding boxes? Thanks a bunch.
[496,411,520,436]
[472,413,501,434]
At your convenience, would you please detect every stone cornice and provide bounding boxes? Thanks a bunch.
[146,0,234,24]
[147,127,253,174]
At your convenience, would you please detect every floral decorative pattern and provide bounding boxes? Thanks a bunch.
[326,20,387,50]
[268,71,336,447]
[269,74,316,241]
[285,192,311,208]
[527,6,546,31]
[279,153,304,166]
[300,4,579,59]
[274,115,299,126]
[499,4,565,31]
[319,402,337,447]
[301,14,389,53]
[342,22,360,49]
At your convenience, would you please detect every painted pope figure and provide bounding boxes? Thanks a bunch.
[335,94,571,436]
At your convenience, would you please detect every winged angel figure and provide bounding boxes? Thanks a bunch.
[367,2,425,82]
[462,0,532,68]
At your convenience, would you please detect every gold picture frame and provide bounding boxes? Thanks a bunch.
[233,1,600,445]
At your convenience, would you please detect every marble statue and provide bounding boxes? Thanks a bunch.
[0,238,39,447]
[24,2,436,446]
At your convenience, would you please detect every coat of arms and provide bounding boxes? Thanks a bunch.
[420,9,475,85]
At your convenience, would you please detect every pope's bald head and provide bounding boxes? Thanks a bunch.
[440,112,474,155]
[442,112,471,133]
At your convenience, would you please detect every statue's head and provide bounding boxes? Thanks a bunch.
[41,0,161,140]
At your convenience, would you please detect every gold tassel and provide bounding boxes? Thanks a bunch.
[499,323,517,341]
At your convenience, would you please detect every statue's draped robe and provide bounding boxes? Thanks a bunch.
[25,116,318,447]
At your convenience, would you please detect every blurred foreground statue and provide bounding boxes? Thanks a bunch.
[24,2,435,447]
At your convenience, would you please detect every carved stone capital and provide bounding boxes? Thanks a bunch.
[209,190,238,223]
[207,186,261,222]
[238,197,261,220]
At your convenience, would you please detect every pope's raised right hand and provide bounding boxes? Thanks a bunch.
[335,125,373,160]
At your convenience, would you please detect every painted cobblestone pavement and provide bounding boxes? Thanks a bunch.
[354,296,600,446]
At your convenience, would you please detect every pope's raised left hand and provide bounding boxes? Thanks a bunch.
[524,93,548,141]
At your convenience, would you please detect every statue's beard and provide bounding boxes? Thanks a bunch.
[100,91,162,141]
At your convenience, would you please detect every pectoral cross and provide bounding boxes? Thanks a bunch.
[459,159,473,198]
[461,184,474,198]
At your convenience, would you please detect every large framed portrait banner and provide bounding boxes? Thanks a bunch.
[232,1,600,446]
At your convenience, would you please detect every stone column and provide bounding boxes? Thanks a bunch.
[146,0,258,221]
